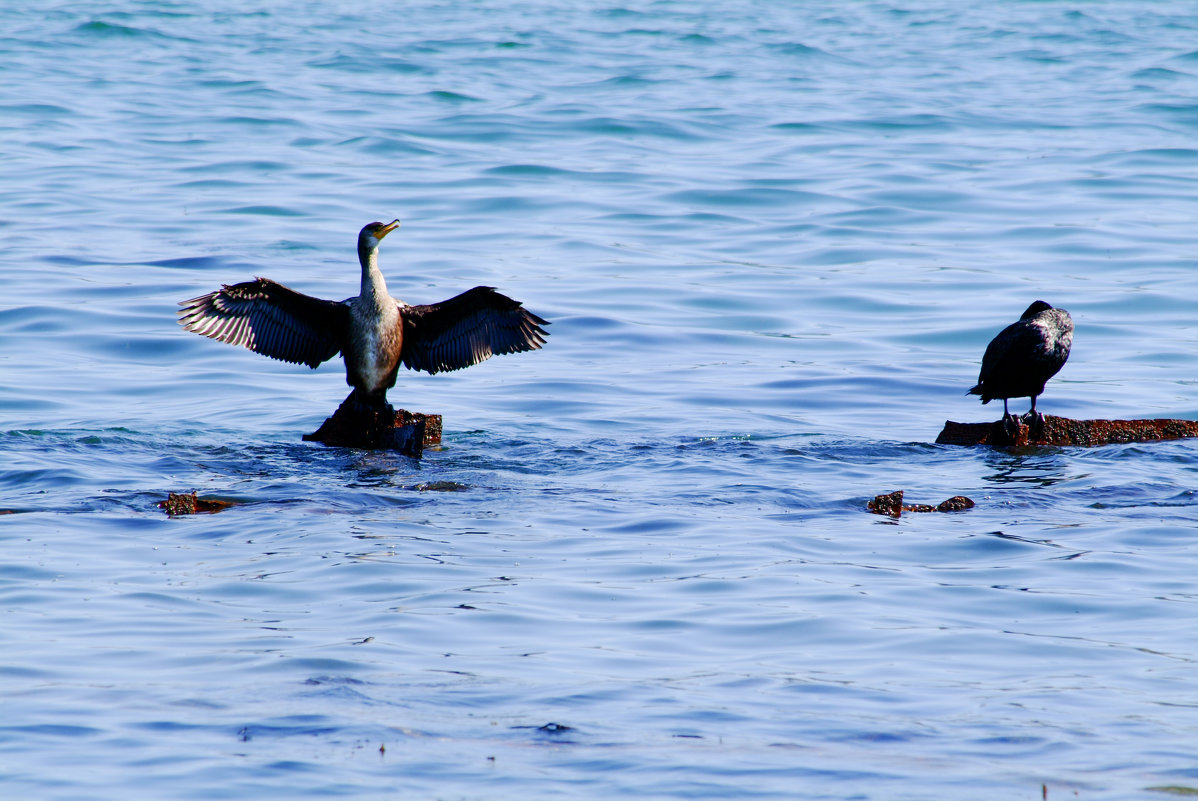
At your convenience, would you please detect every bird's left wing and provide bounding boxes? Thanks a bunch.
[178,277,348,368]
[399,286,549,375]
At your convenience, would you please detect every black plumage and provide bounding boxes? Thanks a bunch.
[178,221,548,407]
[968,300,1073,422]
[398,286,549,374]
[177,278,349,369]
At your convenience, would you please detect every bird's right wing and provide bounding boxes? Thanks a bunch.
[178,277,348,368]
[399,286,549,375]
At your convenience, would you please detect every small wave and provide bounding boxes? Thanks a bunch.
[426,90,482,104]
[221,205,306,217]
[73,20,159,38]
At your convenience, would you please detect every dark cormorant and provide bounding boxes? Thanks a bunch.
[968,300,1072,426]
[178,220,548,408]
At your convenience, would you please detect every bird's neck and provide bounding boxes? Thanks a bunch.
[358,246,390,302]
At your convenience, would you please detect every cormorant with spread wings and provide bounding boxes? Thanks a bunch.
[178,220,548,408]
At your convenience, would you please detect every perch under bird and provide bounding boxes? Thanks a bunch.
[178,220,549,409]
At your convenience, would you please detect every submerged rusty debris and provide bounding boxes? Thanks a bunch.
[160,492,238,516]
[303,395,442,458]
[936,415,1198,447]
[868,490,904,518]
[936,495,975,512]
[412,481,470,492]
[868,490,975,518]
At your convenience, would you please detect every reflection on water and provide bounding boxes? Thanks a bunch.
[979,449,1078,487]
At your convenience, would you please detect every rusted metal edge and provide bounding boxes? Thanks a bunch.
[936,416,1198,447]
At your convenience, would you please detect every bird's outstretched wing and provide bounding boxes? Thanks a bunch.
[178,277,348,368]
[400,286,549,375]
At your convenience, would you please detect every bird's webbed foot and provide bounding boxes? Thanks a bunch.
[1001,412,1022,440]
[347,389,394,416]
[1021,410,1046,434]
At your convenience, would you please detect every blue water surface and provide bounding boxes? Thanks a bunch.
[3,2,1198,799]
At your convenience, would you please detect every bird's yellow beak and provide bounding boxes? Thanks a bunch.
[378,220,401,239]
